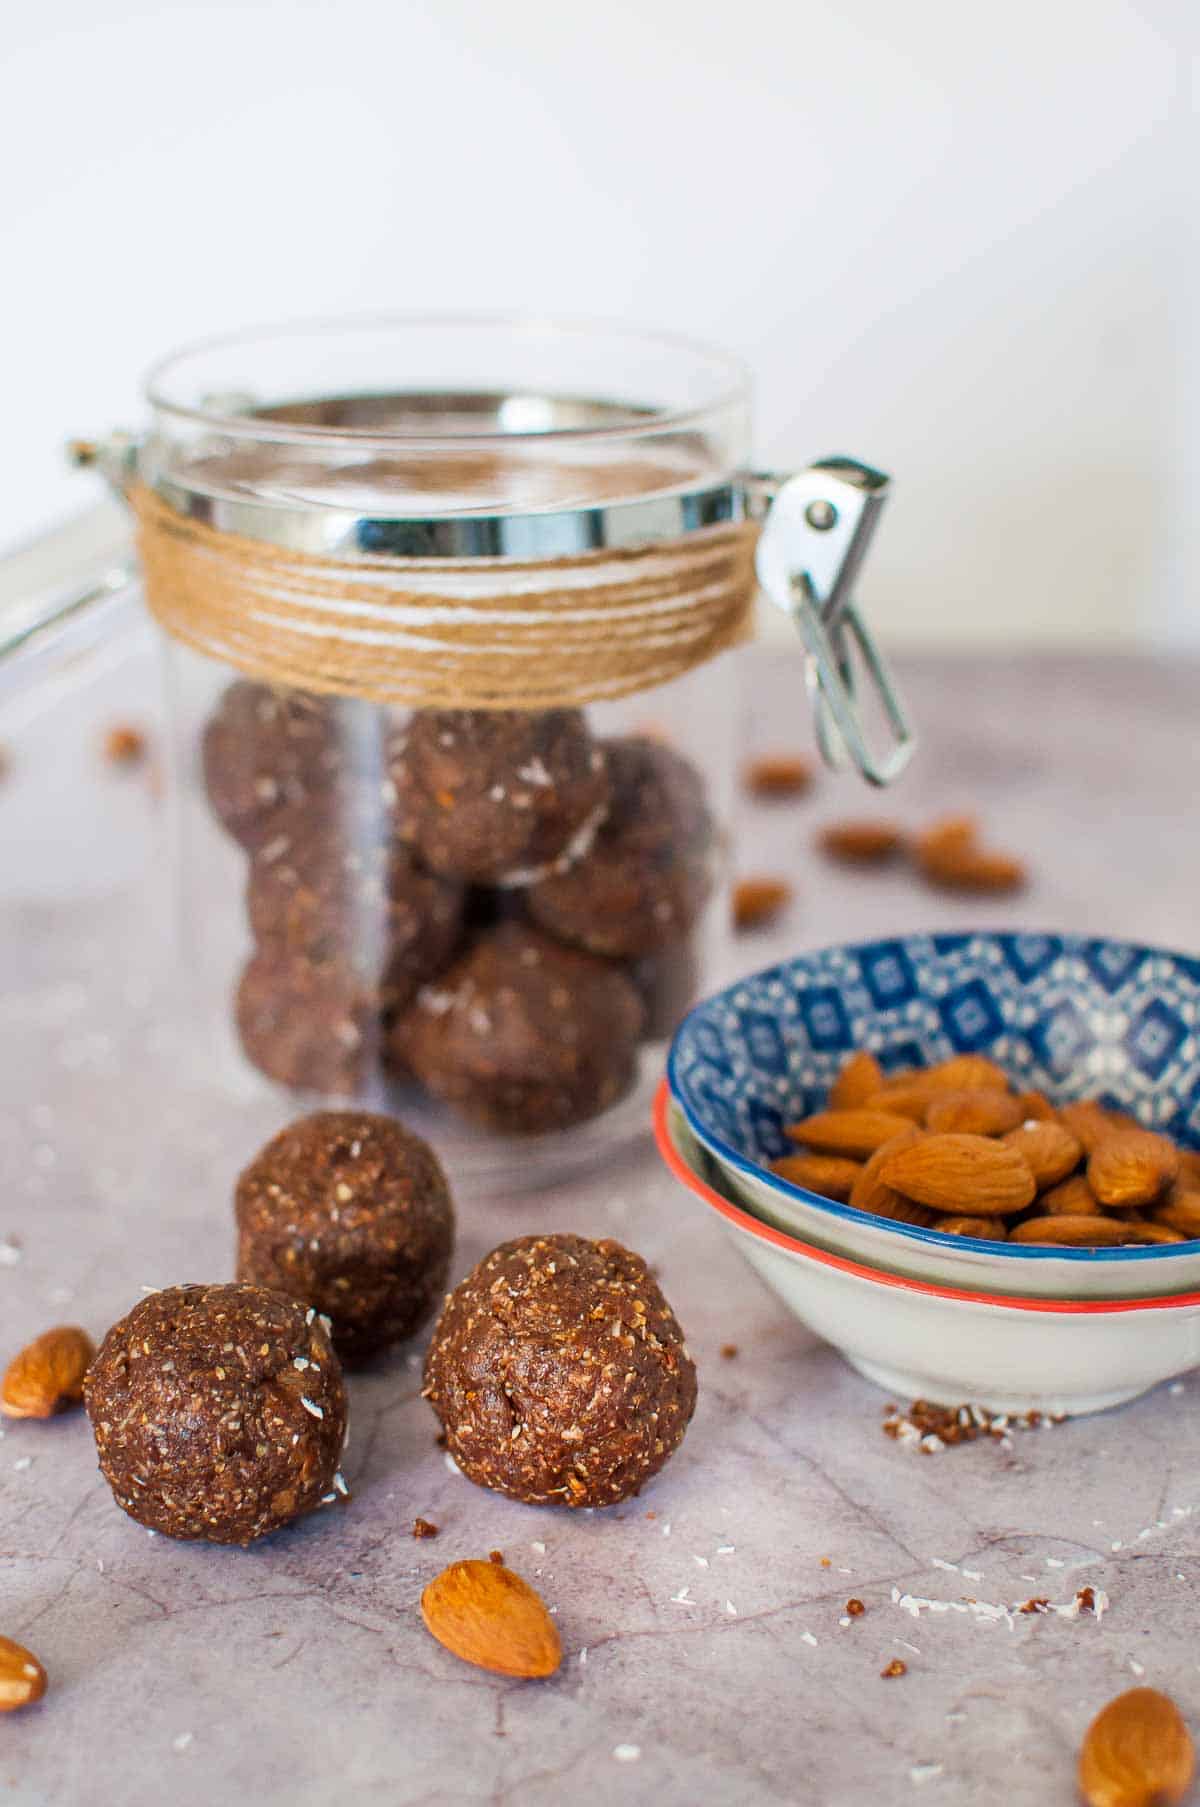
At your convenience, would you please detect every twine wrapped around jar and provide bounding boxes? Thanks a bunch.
[131,482,758,707]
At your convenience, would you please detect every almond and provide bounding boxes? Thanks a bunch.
[1001,1122,1083,1189]
[1012,1090,1059,1123]
[872,1055,1009,1113]
[1078,1686,1194,1807]
[0,1638,46,1713]
[1177,1148,1200,1187]
[420,1560,562,1679]
[829,1049,885,1110]
[744,753,813,798]
[918,844,1027,895]
[1115,1219,1185,1244]
[732,877,792,931]
[1010,1214,1142,1247]
[925,1089,1026,1137]
[1059,1101,1119,1155]
[915,813,978,855]
[849,1128,935,1225]
[1,1326,95,1420]
[1089,1130,1179,1209]
[1155,1190,1200,1238]
[787,1108,917,1159]
[1040,1173,1103,1216]
[817,820,906,864]
[771,1153,862,1202]
[937,1215,1008,1239]
[878,1133,1036,1215]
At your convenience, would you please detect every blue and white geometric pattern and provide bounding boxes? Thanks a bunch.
[668,933,1200,1166]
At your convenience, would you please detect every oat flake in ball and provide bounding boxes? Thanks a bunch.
[84,1283,347,1545]
[423,1234,697,1507]
[236,1110,455,1365]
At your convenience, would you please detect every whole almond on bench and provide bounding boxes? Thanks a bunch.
[787,1109,916,1159]
[878,1134,1037,1215]
[1088,1130,1179,1209]
[0,1638,46,1712]
[421,1560,562,1679]
[1,1326,95,1419]
[1078,1686,1194,1807]
[817,821,906,864]
[744,754,813,798]
[733,878,792,931]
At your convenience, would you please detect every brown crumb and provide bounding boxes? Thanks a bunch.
[412,1517,439,1540]
[743,753,813,799]
[881,1658,907,1679]
[488,1549,504,1565]
[820,1557,832,1568]
[1076,1586,1096,1614]
[882,1398,1064,1450]
[1018,1598,1049,1615]
[103,723,148,767]
[846,1599,865,1617]
[720,1343,739,1360]
[645,1510,657,1520]
[733,877,792,931]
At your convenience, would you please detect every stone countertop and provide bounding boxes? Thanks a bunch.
[1,648,1199,1806]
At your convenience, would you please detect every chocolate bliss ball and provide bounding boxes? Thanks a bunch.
[390,708,609,886]
[84,1284,347,1545]
[235,1111,455,1364]
[423,1234,697,1507]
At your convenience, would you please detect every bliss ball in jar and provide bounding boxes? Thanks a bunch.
[234,947,382,1097]
[245,796,465,1009]
[201,681,364,852]
[389,709,610,887]
[235,1111,455,1366]
[423,1233,697,1507]
[526,736,715,958]
[84,1283,347,1545]
[392,921,645,1134]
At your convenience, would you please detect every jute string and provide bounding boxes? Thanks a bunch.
[131,482,758,707]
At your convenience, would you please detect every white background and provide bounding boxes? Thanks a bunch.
[1,0,1191,644]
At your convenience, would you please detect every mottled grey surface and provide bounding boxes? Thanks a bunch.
[1,649,1199,1806]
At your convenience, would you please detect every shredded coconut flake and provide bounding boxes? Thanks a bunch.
[613,1745,640,1763]
[300,1397,324,1419]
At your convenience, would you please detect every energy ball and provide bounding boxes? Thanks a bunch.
[625,938,700,1041]
[393,922,645,1134]
[84,1283,347,1545]
[390,709,609,886]
[235,1111,455,1365]
[202,680,357,851]
[235,947,379,1097]
[246,799,465,1009]
[423,1234,697,1507]
[527,737,715,958]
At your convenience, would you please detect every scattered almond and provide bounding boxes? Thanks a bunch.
[925,1089,1026,1137]
[1001,1122,1083,1190]
[102,723,148,767]
[420,1560,562,1679]
[732,877,792,931]
[1,1326,95,1420]
[914,814,1026,894]
[818,820,906,864]
[878,1133,1036,1216]
[1078,1686,1194,1807]
[744,753,813,798]
[1088,1130,1179,1209]
[937,1215,1008,1239]
[0,1638,46,1713]
[880,1658,907,1679]
[771,1152,863,1202]
[829,1049,885,1110]
[787,1108,917,1160]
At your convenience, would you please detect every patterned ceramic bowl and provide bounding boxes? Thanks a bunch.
[667,932,1200,1302]
[655,1084,1200,1415]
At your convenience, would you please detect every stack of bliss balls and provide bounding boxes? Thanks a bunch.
[84,1110,697,1544]
[202,689,714,1129]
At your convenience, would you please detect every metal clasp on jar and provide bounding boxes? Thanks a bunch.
[748,459,915,787]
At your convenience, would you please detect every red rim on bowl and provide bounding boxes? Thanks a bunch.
[652,1080,1200,1317]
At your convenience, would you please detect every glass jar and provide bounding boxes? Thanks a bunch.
[76,315,907,1191]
